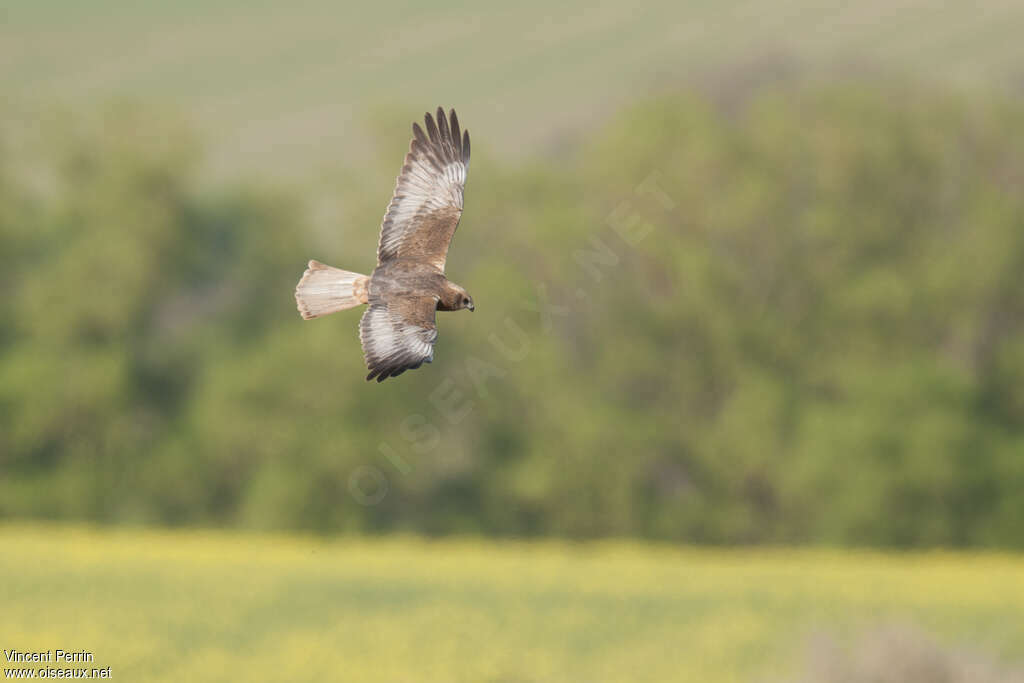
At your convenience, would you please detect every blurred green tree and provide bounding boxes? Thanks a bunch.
[1,84,1022,546]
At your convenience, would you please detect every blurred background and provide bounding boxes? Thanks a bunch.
[2,1,1024,681]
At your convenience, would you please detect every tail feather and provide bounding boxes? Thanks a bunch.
[295,260,369,320]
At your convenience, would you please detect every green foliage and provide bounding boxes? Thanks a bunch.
[2,84,1023,546]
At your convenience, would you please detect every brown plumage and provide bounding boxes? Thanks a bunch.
[295,107,474,382]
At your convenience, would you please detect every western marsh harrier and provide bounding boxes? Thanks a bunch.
[295,108,474,382]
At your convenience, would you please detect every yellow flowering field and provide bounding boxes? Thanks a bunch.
[1,525,1022,682]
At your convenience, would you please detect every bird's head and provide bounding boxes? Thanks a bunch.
[441,283,474,312]
[453,284,475,312]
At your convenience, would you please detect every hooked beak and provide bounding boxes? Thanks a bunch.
[468,303,475,312]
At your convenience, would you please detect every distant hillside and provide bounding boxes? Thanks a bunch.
[4,0,1023,180]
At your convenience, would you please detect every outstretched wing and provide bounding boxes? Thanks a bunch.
[359,295,438,382]
[377,107,471,272]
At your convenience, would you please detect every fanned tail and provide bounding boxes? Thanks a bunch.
[295,260,369,320]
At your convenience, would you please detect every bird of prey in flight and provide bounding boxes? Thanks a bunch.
[295,108,474,382]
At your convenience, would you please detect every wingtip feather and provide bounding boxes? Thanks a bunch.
[424,111,439,143]
[436,107,449,142]
[414,121,429,146]
[449,110,461,156]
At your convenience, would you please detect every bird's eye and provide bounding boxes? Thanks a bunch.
[463,298,469,305]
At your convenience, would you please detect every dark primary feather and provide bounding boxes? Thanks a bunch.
[425,111,440,146]
[449,110,461,156]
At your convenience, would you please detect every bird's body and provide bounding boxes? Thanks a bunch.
[368,261,468,311]
[295,108,474,382]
